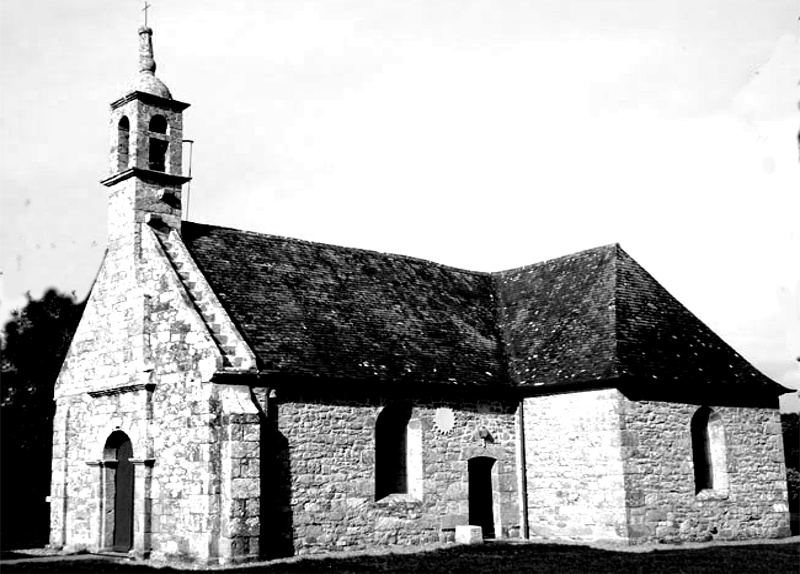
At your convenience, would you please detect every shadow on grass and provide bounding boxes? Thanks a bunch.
[2,541,798,574]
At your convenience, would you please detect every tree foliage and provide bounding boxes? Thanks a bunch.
[0,288,85,549]
[2,289,85,407]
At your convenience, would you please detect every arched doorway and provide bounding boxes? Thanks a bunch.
[104,431,134,552]
[468,456,496,539]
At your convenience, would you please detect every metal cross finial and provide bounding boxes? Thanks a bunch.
[142,1,151,27]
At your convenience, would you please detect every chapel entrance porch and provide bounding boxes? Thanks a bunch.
[88,430,153,557]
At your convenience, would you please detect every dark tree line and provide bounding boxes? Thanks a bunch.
[1,289,85,550]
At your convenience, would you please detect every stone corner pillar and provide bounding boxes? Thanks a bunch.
[129,458,155,558]
[84,460,105,551]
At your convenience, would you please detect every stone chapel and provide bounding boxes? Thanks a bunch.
[49,25,792,563]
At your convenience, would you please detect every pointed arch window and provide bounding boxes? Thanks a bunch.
[691,407,729,494]
[117,116,130,171]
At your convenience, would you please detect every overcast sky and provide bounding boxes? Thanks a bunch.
[1,1,798,409]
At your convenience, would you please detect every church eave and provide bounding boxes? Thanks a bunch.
[616,374,785,408]
[110,90,190,112]
[101,167,191,187]
[210,369,524,402]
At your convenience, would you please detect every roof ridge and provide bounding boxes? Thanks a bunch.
[493,243,621,277]
[183,222,627,280]
[182,220,494,277]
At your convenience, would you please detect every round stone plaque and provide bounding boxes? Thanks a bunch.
[433,407,455,434]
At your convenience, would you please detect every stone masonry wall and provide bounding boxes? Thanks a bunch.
[233,394,520,556]
[620,397,791,543]
[523,389,628,543]
[50,221,226,560]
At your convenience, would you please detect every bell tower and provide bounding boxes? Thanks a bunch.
[101,25,190,240]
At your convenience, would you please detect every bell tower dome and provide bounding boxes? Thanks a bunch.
[101,25,190,235]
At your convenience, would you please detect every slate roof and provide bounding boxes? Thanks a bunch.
[613,246,785,396]
[182,222,787,396]
[182,222,505,386]
[495,244,619,387]
[496,244,786,397]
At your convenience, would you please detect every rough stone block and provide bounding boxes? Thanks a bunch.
[231,479,259,499]
[241,424,260,442]
[440,514,468,529]
[231,442,259,459]
[455,525,483,544]
[240,459,260,477]
[645,509,667,523]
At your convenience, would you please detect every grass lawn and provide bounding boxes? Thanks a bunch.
[1,540,798,574]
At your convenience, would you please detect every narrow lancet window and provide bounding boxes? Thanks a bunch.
[375,403,422,500]
[691,407,729,494]
[375,403,411,499]
[117,116,130,171]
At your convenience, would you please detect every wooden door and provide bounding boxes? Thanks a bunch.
[113,438,134,552]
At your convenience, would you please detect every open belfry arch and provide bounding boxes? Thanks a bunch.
[49,19,791,565]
